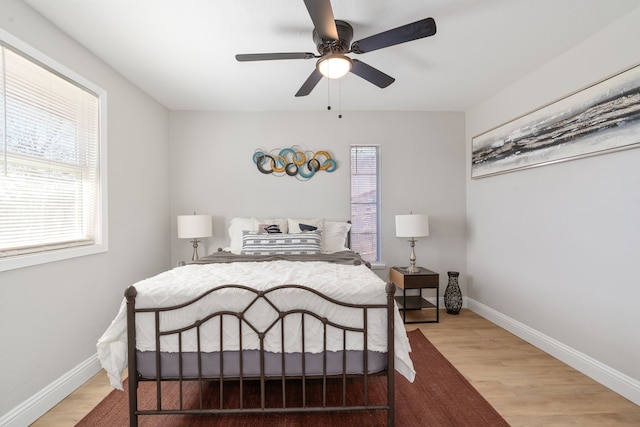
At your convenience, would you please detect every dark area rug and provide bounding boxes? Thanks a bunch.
[77,329,509,426]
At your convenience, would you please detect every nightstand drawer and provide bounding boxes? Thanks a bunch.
[390,266,439,289]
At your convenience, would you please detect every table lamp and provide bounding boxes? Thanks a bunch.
[395,214,429,273]
[177,213,212,261]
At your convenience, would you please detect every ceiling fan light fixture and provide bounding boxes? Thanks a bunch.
[317,54,352,79]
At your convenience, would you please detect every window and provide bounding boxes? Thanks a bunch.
[350,145,380,262]
[0,31,107,272]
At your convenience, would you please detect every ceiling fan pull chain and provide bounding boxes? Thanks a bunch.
[338,79,343,119]
[327,76,332,112]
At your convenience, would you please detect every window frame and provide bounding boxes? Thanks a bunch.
[349,144,381,263]
[0,28,108,273]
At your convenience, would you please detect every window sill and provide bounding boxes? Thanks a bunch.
[369,261,387,271]
[0,243,108,272]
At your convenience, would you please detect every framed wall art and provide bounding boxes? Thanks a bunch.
[471,63,640,179]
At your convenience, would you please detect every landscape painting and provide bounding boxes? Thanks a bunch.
[471,64,640,178]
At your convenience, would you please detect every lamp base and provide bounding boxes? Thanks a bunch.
[405,264,420,274]
[406,238,420,273]
[191,238,201,261]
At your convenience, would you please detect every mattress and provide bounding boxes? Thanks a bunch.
[97,256,415,390]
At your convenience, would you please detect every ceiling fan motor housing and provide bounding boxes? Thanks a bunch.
[313,20,353,55]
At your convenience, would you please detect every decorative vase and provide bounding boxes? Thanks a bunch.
[444,271,462,315]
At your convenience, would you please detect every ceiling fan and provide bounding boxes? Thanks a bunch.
[235,0,437,97]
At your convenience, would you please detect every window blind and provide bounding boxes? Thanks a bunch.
[0,43,101,257]
[350,145,380,262]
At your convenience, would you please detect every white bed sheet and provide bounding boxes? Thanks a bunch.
[97,260,415,390]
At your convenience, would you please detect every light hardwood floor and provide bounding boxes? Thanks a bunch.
[31,309,640,426]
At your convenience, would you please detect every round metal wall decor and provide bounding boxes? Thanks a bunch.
[253,147,336,180]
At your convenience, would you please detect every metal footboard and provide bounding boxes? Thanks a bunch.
[125,282,396,426]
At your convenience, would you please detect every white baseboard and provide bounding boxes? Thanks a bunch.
[467,298,640,406]
[0,354,101,427]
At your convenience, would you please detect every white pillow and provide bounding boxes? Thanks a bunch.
[228,217,255,254]
[287,218,325,233]
[324,221,351,253]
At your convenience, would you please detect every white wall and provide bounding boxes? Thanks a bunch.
[169,110,467,284]
[466,7,640,402]
[0,1,171,422]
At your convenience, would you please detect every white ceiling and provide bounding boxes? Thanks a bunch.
[24,0,640,112]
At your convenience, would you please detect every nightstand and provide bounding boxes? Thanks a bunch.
[390,266,440,324]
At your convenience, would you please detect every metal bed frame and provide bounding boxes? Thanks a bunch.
[125,281,396,426]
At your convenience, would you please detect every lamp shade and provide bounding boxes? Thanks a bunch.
[395,214,429,238]
[177,214,212,239]
[317,54,353,79]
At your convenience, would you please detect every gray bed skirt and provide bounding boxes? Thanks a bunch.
[136,349,387,380]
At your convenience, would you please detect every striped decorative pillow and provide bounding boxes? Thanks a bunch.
[241,231,322,255]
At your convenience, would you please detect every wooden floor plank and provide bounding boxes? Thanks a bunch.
[414,309,640,427]
[31,309,640,426]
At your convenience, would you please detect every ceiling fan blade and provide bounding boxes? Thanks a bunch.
[350,59,395,88]
[295,69,323,97]
[235,52,316,62]
[304,0,339,40]
[350,17,436,54]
